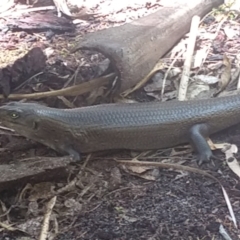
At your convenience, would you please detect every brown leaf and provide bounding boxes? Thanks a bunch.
[215,54,231,95]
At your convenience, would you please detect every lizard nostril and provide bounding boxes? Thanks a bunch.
[32,121,39,130]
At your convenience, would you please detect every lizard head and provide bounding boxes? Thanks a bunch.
[0,101,46,136]
[0,101,79,157]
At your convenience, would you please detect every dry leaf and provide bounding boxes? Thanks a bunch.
[215,54,231,95]
[127,164,154,174]
[186,81,210,99]
[207,139,231,150]
[167,68,182,78]
[64,199,82,212]
[208,62,222,70]
[110,167,122,185]
[28,201,39,216]
[221,186,237,228]
[193,75,219,84]
[136,172,157,181]
[122,60,165,96]
[17,216,43,238]
[223,26,238,39]
[193,47,208,68]
[96,59,111,76]
[122,159,157,181]
[219,224,233,240]
[86,86,105,105]
[28,182,55,201]
[226,157,240,178]
[222,144,240,178]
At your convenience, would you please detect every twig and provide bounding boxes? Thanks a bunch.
[0,6,55,17]
[0,221,16,231]
[178,15,200,101]
[63,63,82,88]
[0,73,115,100]
[14,72,43,91]
[115,159,220,182]
[38,196,57,240]
[161,49,184,98]
[52,0,71,17]
[121,60,165,97]
[55,154,92,196]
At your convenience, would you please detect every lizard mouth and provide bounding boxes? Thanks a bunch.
[0,124,15,133]
[0,119,28,129]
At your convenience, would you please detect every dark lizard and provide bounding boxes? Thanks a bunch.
[0,94,240,164]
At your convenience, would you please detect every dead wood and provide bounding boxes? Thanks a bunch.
[6,12,75,32]
[72,0,224,93]
[0,47,46,97]
[0,156,74,191]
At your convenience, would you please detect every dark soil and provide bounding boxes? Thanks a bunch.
[55,166,235,240]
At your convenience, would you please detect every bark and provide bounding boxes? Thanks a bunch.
[0,156,73,191]
[7,12,75,32]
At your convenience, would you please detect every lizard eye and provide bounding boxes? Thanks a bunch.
[10,111,19,119]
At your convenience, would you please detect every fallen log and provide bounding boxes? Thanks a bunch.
[6,12,75,32]
[72,0,224,93]
[0,156,74,191]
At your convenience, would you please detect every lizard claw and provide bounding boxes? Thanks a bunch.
[66,148,81,161]
[197,150,217,165]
